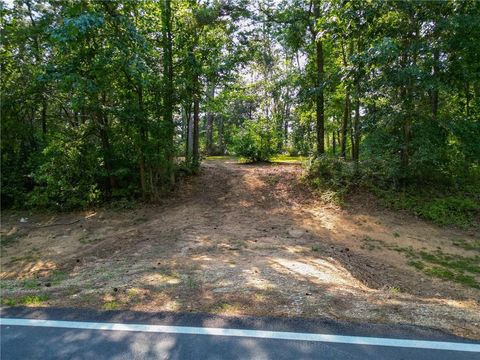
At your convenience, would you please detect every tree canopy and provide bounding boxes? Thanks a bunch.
[1,0,479,219]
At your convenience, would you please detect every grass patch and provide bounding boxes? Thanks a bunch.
[214,302,239,313]
[401,248,480,289]
[22,278,39,289]
[419,251,480,274]
[206,155,237,161]
[183,275,197,289]
[424,266,455,280]
[271,155,305,164]
[48,270,68,285]
[4,294,51,306]
[359,235,480,288]
[360,236,385,251]
[311,245,321,252]
[452,238,480,252]
[0,233,20,247]
[407,260,425,270]
[373,189,479,228]
[103,301,119,310]
[1,298,18,306]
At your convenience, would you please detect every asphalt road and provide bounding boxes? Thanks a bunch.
[1,307,479,359]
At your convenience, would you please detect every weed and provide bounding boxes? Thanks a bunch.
[215,302,239,313]
[1,298,17,306]
[103,301,119,310]
[48,270,68,285]
[184,276,196,289]
[389,286,401,294]
[452,238,480,252]
[0,233,20,247]
[424,267,455,280]
[419,251,480,274]
[360,236,384,251]
[407,260,425,270]
[22,278,38,289]
[20,295,49,305]
[127,288,139,297]
[311,245,321,252]
[393,232,400,238]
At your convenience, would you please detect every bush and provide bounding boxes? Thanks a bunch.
[306,155,480,227]
[232,118,276,162]
[27,133,102,210]
[306,155,358,196]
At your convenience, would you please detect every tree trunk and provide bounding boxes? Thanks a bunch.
[218,116,225,155]
[313,2,324,156]
[341,87,350,160]
[187,103,194,162]
[138,86,147,197]
[161,0,175,186]
[431,48,439,120]
[205,83,215,155]
[98,93,115,196]
[192,73,200,169]
[41,99,47,136]
[340,40,350,160]
[332,131,336,155]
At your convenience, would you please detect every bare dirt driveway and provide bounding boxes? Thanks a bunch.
[1,158,479,339]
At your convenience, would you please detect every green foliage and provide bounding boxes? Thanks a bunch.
[306,155,358,195]
[232,119,277,162]
[27,133,102,210]
[307,155,479,226]
[103,301,119,310]
[375,189,480,227]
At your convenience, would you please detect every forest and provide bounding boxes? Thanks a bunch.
[1,0,479,226]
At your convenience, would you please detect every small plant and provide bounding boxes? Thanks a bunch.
[1,298,17,306]
[232,119,277,162]
[311,245,321,252]
[22,278,38,289]
[20,295,49,305]
[103,301,119,310]
[407,260,425,270]
[389,286,400,294]
[452,238,480,252]
[48,270,68,285]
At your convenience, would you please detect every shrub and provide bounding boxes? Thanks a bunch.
[232,118,276,162]
[306,155,358,195]
[27,133,102,210]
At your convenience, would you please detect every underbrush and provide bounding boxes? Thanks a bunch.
[306,155,480,227]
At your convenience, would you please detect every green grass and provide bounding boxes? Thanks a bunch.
[1,298,17,306]
[205,155,237,161]
[1,294,50,306]
[271,154,305,163]
[452,238,480,252]
[0,233,20,247]
[407,260,425,270]
[360,235,480,289]
[373,188,480,228]
[22,278,38,289]
[419,251,480,274]
[405,249,480,289]
[48,270,68,285]
[103,301,119,310]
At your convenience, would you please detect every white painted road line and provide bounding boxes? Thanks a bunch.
[1,318,479,353]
